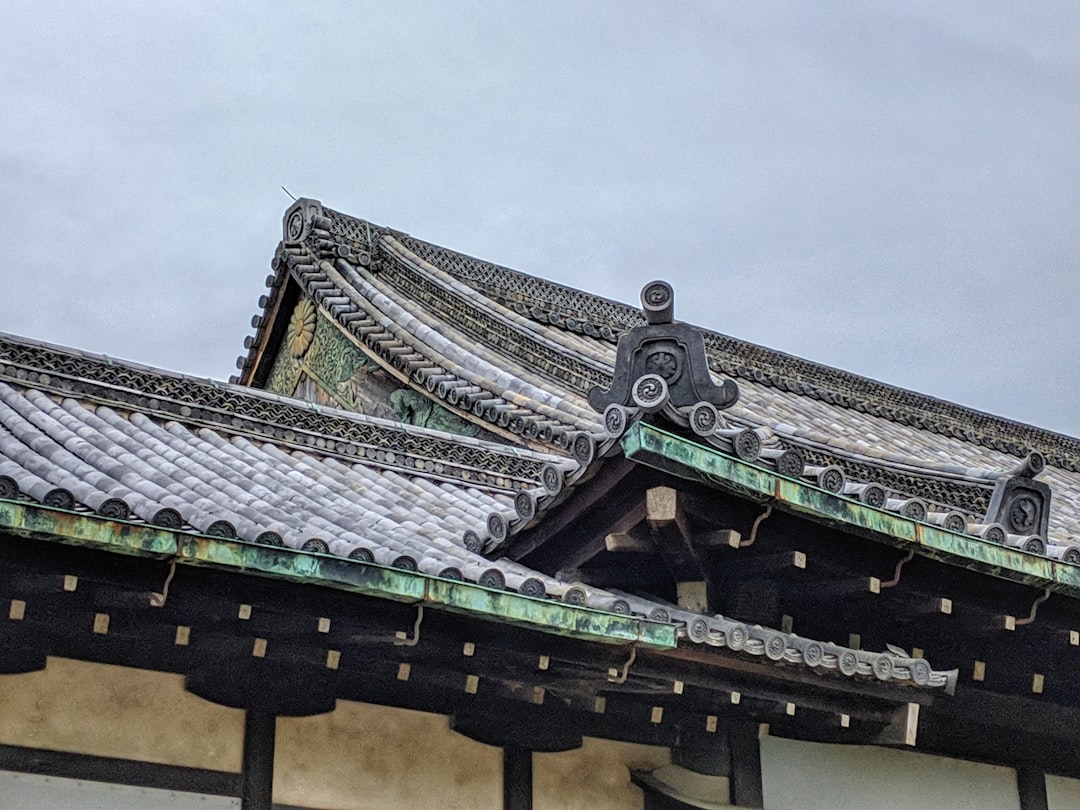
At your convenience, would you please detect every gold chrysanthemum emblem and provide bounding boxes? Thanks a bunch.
[287,298,317,358]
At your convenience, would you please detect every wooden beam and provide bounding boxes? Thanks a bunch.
[567,561,666,589]
[517,464,650,571]
[605,525,655,553]
[672,732,731,777]
[782,576,881,601]
[0,742,241,797]
[698,529,742,548]
[873,702,920,747]
[647,486,705,583]
[510,457,638,559]
[725,550,807,577]
[450,710,583,753]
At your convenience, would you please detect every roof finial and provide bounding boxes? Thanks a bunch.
[588,280,738,414]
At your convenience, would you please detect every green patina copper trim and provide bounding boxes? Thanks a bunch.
[622,421,1080,598]
[0,498,674,649]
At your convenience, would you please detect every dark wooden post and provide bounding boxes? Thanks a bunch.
[241,711,277,810]
[1017,767,1049,810]
[504,745,533,810]
[729,725,764,809]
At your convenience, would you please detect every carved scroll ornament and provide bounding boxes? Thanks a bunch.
[588,281,738,414]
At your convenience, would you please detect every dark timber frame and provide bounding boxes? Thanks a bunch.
[503,747,533,810]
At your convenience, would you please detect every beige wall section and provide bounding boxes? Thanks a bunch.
[534,736,669,810]
[274,700,502,810]
[761,735,1019,810]
[0,658,667,810]
[0,656,244,771]
[1048,775,1080,810]
[275,705,669,810]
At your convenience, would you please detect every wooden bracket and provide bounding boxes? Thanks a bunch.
[646,486,706,582]
[874,702,920,747]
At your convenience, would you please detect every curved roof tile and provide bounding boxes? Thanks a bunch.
[0,331,949,691]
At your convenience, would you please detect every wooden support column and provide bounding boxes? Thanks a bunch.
[241,711,276,810]
[1017,766,1049,810]
[729,725,764,809]
[504,746,533,810]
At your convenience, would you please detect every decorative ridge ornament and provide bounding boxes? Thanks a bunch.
[588,281,738,414]
[986,451,1053,541]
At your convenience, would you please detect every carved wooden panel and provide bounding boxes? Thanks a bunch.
[267,297,483,438]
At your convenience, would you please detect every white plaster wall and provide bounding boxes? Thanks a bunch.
[1048,774,1080,810]
[761,736,1020,810]
[533,736,670,810]
[0,656,244,771]
[274,700,502,810]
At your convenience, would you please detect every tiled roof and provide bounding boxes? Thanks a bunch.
[0,332,949,690]
[234,200,1079,559]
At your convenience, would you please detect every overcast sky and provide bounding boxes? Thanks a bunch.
[2,2,1078,437]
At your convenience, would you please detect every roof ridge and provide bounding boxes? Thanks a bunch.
[0,332,571,492]
[316,209,1080,471]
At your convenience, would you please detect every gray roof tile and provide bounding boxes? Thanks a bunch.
[0,255,957,691]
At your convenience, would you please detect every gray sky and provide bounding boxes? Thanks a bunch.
[2,2,1078,436]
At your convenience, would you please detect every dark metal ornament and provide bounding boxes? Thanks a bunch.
[986,452,1052,540]
[588,281,739,413]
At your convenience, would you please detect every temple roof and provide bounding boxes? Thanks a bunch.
[13,197,1080,761]
[19,194,1080,715]
[236,199,1080,557]
[0,332,947,691]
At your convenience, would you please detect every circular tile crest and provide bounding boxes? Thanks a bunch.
[1008,494,1039,533]
[839,651,859,676]
[644,348,682,382]
[288,298,317,358]
[632,373,668,411]
[910,658,931,685]
[726,623,748,651]
[286,209,306,241]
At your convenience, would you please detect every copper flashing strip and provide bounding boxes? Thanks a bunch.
[622,421,1080,600]
[0,497,675,650]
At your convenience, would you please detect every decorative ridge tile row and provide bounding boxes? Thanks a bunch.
[313,207,1080,473]
[378,235,615,392]
[266,215,606,454]
[297,206,1035,517]
[599,391,1054,558]
[263,203,1055,538]
[0,347,952,689]
[0,333,566,492]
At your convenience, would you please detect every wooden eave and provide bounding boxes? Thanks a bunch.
[0,497,672,649]
[623,421,1080,598]
[0,497,934,754]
